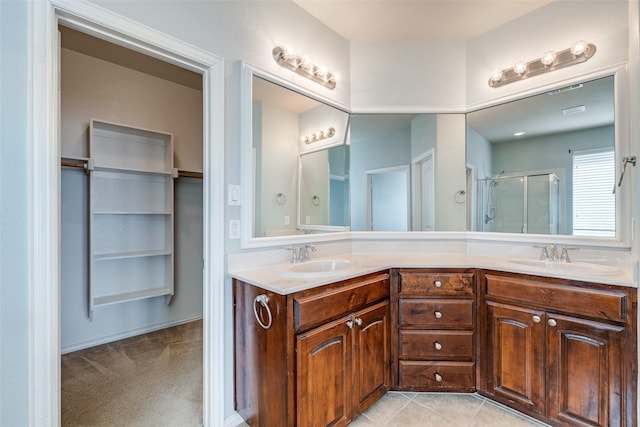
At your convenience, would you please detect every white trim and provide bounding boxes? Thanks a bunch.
[30,1,225,426]
[411,149,435,231]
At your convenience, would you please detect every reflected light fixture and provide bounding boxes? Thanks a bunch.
[303,127,335,144]
[488,40,596,88]
[273,46,337,89]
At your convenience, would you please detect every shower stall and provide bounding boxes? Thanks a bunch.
[477,173,560,234]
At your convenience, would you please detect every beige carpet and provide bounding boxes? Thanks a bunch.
[61,320,203,427]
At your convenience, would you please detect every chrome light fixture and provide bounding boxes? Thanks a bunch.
[488,40,596,88]
[273,46,337,89]
[302,127,335,144]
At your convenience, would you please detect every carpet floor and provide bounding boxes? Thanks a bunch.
[61,320,203,426]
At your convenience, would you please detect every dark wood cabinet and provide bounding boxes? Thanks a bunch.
[235,266,636,427]
[479,271,637,427]
[296,300,390,427]
[234,271,390,427]
[392,269,477,392]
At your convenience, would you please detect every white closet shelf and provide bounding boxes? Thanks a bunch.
[89,119,175,318]
[93,287,173,308]
[93,249,172,261]
[92,165,175,176]
[93,211,172,215]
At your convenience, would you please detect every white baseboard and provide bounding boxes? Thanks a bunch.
[224,411,245,427]
[60,315,203,354]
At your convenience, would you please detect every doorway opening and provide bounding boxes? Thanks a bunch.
[31,3,226,426]
[365,165,410,231]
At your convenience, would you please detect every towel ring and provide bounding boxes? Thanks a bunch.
[253,294,272,330]
[312,195,321,206]
[454,190,466,204]
[274,193,287,206]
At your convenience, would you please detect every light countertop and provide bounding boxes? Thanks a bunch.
[228,253,637,295]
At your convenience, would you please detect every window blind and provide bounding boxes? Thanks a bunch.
[572,148,615,236]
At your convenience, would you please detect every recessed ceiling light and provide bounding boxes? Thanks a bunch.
[513,131,526,136]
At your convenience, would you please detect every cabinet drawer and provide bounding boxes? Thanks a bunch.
[485,274,626,322]
[399,330,474,359]
[398,361,475,391]
[399,299,474,328]
[399,271,474,296]
[294,272,390,332]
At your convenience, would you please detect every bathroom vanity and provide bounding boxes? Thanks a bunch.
[233,259,637,427]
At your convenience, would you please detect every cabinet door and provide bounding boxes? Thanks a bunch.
[353,301,390,415]
[546,314,625,427]
[297,317,353,427]
[486,301,546,415]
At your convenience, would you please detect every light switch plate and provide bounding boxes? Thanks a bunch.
[228,185,240,206]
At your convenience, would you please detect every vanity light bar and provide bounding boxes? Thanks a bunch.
[273,46,337,90]
[303,127,335,144]
[488,41,596,88]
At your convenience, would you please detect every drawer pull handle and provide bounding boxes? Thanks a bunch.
[434,280,442,288]
[253,294,273,330]
[434,342,442,351]
[532,315,541,323]
[434,373,443,382]
[548,319,557,327]
[346,320,354,329]
[434,311,443,319]
[354,317,363,326]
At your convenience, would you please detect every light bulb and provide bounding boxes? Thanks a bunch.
[315,65,328,79]
[513,61,527,75]
[541,51,556,66]
[489,69,503,83]
[571,40,588,56]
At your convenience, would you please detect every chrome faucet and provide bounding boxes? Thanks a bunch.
[286,244,316,263]
[534,244,578,262]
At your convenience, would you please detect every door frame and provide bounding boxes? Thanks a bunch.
[364,165,411,231]
[29,1,225,425]
[411,149,435,231]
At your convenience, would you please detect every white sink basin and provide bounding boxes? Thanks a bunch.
[276,259,355,278]
[508,259,620,277]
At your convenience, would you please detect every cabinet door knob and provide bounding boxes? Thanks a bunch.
[532,315,541,323]
[434,373,443,382]
[434,311,443,319]
[434,342,442,351]
[354,317,363,326]
[548,319,557,327]
[434,280,442,288]
[346,320,354,329]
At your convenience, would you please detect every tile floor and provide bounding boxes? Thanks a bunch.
[348,392,551,427]
[239,391,550,427]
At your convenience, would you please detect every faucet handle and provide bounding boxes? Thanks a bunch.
[559,246,579,263]
[533,245,549,260]
[285,247,298,263]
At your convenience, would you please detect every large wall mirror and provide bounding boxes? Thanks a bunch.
[242,63,629,248]
[244,68,350,244]
[466,75,623,239]
[349,114,466,231]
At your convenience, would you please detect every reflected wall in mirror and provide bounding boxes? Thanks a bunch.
[466,76,615,236]
[349,114,466,231]
[251,75,349,238]
[299,145,350,231]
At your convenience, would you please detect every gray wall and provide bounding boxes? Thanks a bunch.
[0,1,29,425]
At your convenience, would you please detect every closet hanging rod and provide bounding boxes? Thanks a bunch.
[60,158,203,179]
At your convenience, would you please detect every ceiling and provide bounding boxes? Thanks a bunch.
[292,0,553,42]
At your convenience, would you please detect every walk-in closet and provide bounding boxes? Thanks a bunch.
[59,26,205,425]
